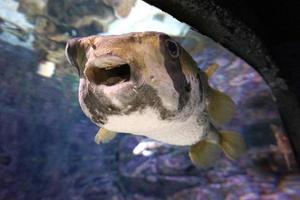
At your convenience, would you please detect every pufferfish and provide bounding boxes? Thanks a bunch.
[65,32,246,168]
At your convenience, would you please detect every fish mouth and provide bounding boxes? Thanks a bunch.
[85,56,132,87]
[85,63,131,86]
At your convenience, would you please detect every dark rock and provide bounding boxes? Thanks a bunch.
[167,186,224,200]
[128,194,163,200]
[238,193,260,200]
[260,192,290,200]
[118,137,205,198]
[278,174,300,198]
[156,151,192,175]
[0,155,11,166]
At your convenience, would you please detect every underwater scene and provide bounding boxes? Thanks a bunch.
[0,0,299,199]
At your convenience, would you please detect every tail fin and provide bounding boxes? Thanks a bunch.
[188,130,246,168]
[207,88,235,124]
[220,131,246,160]
[189,140,221,168]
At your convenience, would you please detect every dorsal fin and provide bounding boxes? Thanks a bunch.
[205,63,219,79]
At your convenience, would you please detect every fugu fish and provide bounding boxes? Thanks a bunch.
[65,32,246,168]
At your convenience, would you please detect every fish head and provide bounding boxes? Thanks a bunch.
[65,32,198,126]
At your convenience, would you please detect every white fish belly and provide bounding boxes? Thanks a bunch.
[104,107,206,146]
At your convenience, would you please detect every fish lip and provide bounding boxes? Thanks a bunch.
[84,55,135,87]
[85,55,128,70]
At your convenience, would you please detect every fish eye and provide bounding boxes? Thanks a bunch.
[165,39,179,58]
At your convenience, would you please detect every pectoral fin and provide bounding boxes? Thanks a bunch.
[95,128,117,144]
[189,140,221,168]
[205,63,219,79]
[207,87,235,124]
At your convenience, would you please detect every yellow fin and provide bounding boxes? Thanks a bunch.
[94,128,117,144]
[189,140,221,168]
[220,131,246,160]
[207,88,235,124]
[205,63,219,79]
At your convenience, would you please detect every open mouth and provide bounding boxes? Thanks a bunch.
[85,63,131,86]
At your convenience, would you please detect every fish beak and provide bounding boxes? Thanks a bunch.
[84,56,131,86]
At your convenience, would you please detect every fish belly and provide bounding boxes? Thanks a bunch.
[144,124,205,146]
[104,107,206,146]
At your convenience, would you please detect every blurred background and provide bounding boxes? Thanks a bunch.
[0,0,299,199]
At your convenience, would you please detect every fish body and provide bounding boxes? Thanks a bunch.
[66,32,245,167]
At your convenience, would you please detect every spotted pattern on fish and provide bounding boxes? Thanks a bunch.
[83,89,120,124]
[83,83,181,125]
[121,84,178,120]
